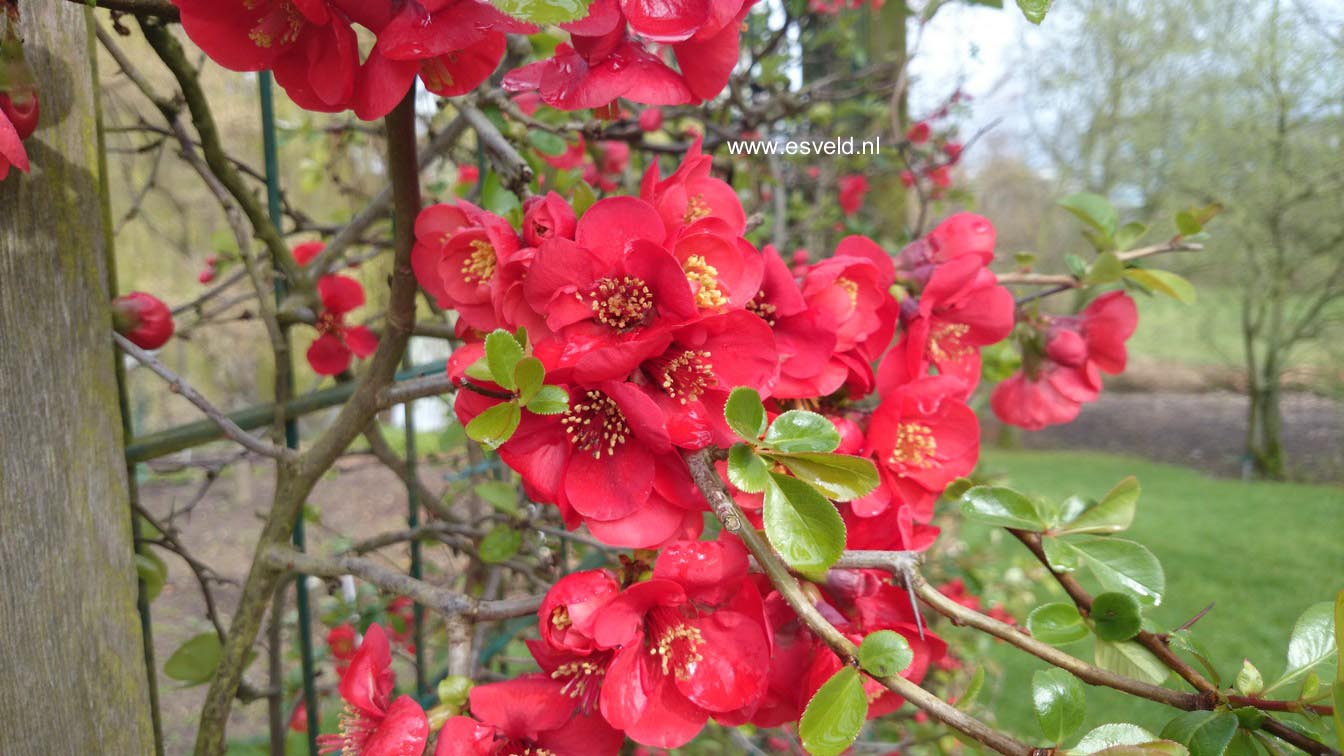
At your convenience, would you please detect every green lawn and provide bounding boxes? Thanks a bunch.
[959,450,1343,744]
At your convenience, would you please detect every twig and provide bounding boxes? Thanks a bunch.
[461,105,533,197]
[114,333,297,462]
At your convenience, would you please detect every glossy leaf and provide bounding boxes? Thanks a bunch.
[727,443,771,494]
[859,630,914,677]
[1089,742,1190,756]
[799,666,868,756]
[1016,0,1054,24]
[525,385,569,415]
[1095,639,1169,686]
[1265,601,1336,693]
[1234,659,1263,696]
[1060,192,1118,237]
[959,485,1046,530]
[1125,269,1196,304]
[1060,477,1140,535]
[1072,724,1161,754]
[484,330,524,390]
[1028,603,1091,645]
[1034,668,1086,743]
[763,410,841,453]
[762,473,846,582]
[1044,536,1165,606]
[513,356,545,404]
[479,525,523,564]
[724,387,768,441]
[1159,711,1238,756]
[1088,251,1125,284]
[772,452,878,501]
[165,632,223,686]
[1092,592,1144,642]
[466,401,522,450]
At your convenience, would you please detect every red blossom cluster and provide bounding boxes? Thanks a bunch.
[291,242,380,375]
[0,2,37,180]
[171,0,752,121]
[898,92,971,200]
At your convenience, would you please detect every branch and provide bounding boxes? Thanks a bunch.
[113,333,297,462]
[998,241,1205,288]
[683,450,1038,756]
[79,0,179,20]
[263,546,541,622]
[461,104,534,197]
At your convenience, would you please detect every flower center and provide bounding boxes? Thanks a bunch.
[315,310,344,337]
[585,276,654,330]
[315,702,376,756]
[683,255,728,309]
[683,194,712,224]
[561,390,632,459]
[550,606,572,630]
[551,659,607,712]
[927,322,972,364]
[649,617,705,681]
[248,1,305,48]
[648,349,715,404]
[419,56,457,92]
[747,291,777,326]
[460,240,496,285]
[887,422,937,469]
[836,276,859,307]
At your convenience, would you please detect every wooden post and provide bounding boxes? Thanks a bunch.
[0,3,156,753]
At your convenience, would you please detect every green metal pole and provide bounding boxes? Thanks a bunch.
[402,351,428,697]
[259,71,319,755]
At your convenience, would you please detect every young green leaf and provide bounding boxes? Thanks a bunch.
[466,402,522,450]
[525,385,569,415]
[571,179,598,216]
[1060,477,1140,535]
[135,552,168,603]
[724,387,768,441]
[1033,668,1087,743]
[1095,639,1169,686]
[799,667,868,756]
[1087,251,1125,284]
[513,356,545,404]
[1124,269,1196,304]
[479,525,523,564]
[1234,659,1263,696]
[1045,536,1165,606]
[762,410,841,453]
[1159,711,1238,756]
[858,630,914,677]
[1175,210,1203,236]
[771,452,878,501]
[474,481,518,514]
[762,473,846,581]
[727,443,771,494]
[1091,592,1144,642]
[1264,601,1336,694]
[484,330,525,390]
[956,665,986,711]
[165,632,223,686]
[1071,723,1161,754]
[1016,0,1053,24]
[1114,222,1149,251]
[1060,192,1119,237]
[958,485,1047,530]
[1028,603,1091,645]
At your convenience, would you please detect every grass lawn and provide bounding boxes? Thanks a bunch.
[961,450,1343,744]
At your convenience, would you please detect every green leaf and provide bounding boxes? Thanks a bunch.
[1159,711,1238,756]
[479,170,522,217]
[771,452,878,502]
[1175,211,1203,236]
[1090,742,1190,756]
[571,180,598,217]
[525,385,569,415]
[513,356,545,405]
[1335,590,1344,742]
[1060,192,1118,237]
[1265,601,1336,693]
[956,665,986,710]
[484,330,524,390]
[1060,477,1139,535]
[762,473,846,581]
[1095,639,1169,686]
[1235,659,1264,696]
[1044,536,1165,606]
[1092,592,1144,642]
[1016,0,1053,24]
[1124,269,1196,304]
[135,551,168,603]
[474,481,518,514]
[466,402,522,450]
[958,485,1046,530]
[727,444,771,494]
[479,525,523,564]
[1072,724,1161,754]
[799,666,868,756]
[763,410,841,453]
[526,129,568,156]
[859,630,914,677]
[724,387,768,441]
[1028,603,1091,645]
[437,675,473,709]
[1065,254,1089,279]
[165,632,223,686]
[1115,222,1149,251]
[1034,668,1086,743]
[464,356,495,383]
[1088,251,1125,284]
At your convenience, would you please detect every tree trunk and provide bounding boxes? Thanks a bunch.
[0,3,156,753]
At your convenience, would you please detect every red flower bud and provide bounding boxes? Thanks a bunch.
[1046,328,1088,367]
[942,140,963,162]
[457,164,480,186]
[112,292,175,350]
[198,268,215,285]
[637,107,664,132]
[906,120,932,144]
[0,90,38,141]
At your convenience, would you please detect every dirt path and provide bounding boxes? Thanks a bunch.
[999,391,1344,483]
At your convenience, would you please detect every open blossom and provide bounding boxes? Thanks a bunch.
[991,291,1138,430]
[307,274,378,375]
[837,174,869,216]
[112,292,175,350]
[318,624,428,756]
[0,100,29,180]
[437,676,624,755]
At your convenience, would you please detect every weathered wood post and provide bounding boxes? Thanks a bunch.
[0,2,156,752]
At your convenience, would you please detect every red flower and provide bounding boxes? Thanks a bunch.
[293,240,324,266]
[897,212,997,279]
[899,169,916,188]
[523,192,578,248]
[411,201,522,333]
[457,164,480,186]
[865,374,979,516]
[539,570,623,655]
[318,624,429,756]
[638,107,665,132]
[0,88,38,141]
[307,274,378,375]
[905,121,931,144]
[928,164,952,189]
[641,138,746,241]
[837,174,869,216]
[942,140,963,162]
[0,106,29,179]
[198,268,216,284]
[503,39,695,112]
[112,292,176,350]
[436,675,624,756]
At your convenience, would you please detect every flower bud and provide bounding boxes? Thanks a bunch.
[0,89,37,141]
[637,107,663,132]
[522,191,576,247]
[1045,327,1088,367]
[112,291,175,350]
